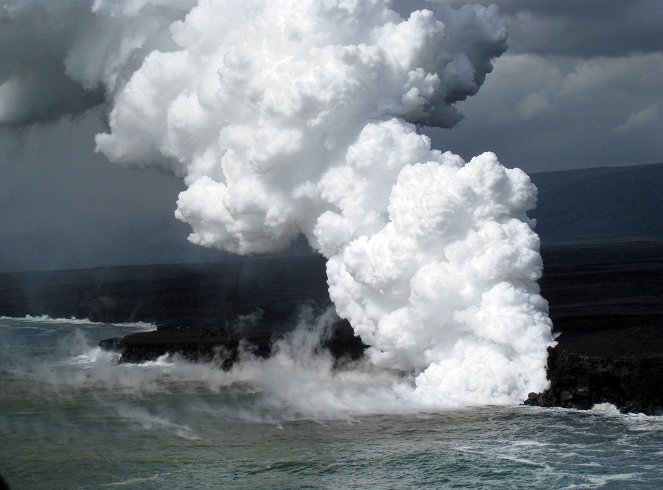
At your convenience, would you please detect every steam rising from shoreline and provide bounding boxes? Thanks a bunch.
[1,0,555,406]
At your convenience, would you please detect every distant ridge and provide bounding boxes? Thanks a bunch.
[531,162,663,244]
[1,163,661,272]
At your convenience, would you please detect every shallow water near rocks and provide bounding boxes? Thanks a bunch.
[1,317,662,489]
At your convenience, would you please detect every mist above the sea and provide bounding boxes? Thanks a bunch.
[2,317,663,490]
[5,311,539,417]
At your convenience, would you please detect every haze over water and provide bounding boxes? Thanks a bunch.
[2,317,662,489]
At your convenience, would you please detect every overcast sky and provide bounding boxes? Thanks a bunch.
[1,0,661,271]
[424,0,663,170]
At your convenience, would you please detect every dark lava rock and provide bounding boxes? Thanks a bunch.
[524,346,663,415]
[100,329,272,369]
[100,319,367,369]
[524,242,663,415]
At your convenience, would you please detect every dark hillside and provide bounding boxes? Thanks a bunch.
[531,162,663,244]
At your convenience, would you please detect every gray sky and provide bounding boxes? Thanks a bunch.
[1,0,661,271]
[0,108,222,271]
[423,0,663,171]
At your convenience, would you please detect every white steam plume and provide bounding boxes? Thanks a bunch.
[3,0,555,407]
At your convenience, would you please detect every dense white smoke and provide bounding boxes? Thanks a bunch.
[2,0,555,407]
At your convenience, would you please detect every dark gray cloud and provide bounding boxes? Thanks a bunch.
[397,0,663,172]
[432,0,663,57]
[500,0,663,57]
[425,50,663,171]
[0,0,190,126]
[0,7,104,124]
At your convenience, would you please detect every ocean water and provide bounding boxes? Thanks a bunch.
[1,317,662,489]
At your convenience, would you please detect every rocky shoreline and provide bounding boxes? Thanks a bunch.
[2,242,662,414]
[99,318,367,368]
[524,244,663,414]
[525,346,663,415]
[99,323,663,415]
[524,315,663,415]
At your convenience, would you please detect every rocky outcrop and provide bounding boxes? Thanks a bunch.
[99,329,273,368]
[100,319,368,369]
[523,243,663,414]
[525,346,663,415]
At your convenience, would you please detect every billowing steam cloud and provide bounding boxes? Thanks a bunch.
[2,0,554,407]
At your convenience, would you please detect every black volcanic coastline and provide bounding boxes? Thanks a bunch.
[527,242,663,414]
[1,242,662,414]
